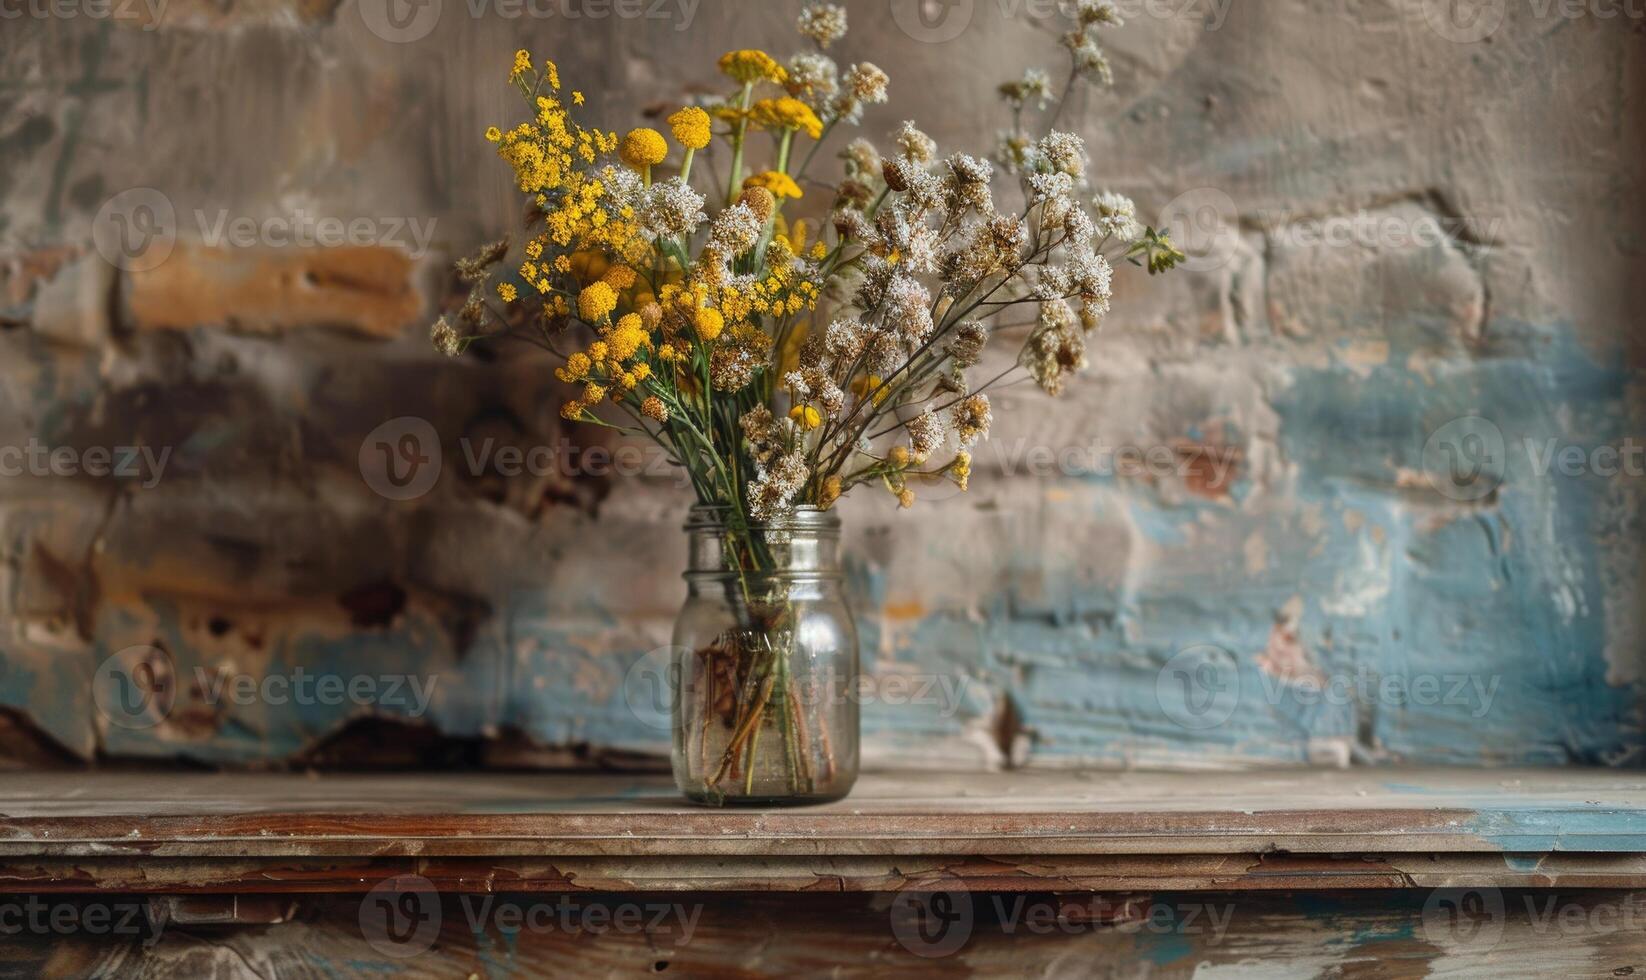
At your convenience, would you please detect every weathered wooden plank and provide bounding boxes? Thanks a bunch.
[1,769,1643,860]
[2,890,1643,979]
[5,853,1646,895]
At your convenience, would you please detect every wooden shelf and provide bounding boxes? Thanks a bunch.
[4,768,1645,893]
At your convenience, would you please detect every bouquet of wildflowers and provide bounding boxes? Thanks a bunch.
[434,0,1179,800]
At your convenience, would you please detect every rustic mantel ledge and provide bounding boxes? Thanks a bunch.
[3,768,1645,893]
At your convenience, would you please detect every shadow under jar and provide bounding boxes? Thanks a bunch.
[671,505,859,806]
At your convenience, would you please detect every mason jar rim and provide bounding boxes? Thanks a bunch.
[684,504,840,532]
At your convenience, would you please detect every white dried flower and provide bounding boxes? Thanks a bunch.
[748,450,811,520]
[835,62,890,123]
[951,394,993,446]
[885,275,934,347]
[999,68,1052,110]
[706,202,763,256]
[431,315,461,357]
[842,137,882,179]
[946,321,988,367]
[787,52,839,109]
[1093,191,1144,242]
[1038,131,1087,180]
[798,2,848,48]
[906,408,947,461]
[894,120,937,164]
[1075,0,1122,27]
[1063,32,1114,86]
[1068,251,1113,308]
[642,178,706,239]
[1025,299,1087,395]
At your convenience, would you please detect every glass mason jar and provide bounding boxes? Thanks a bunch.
[671,505,859,806]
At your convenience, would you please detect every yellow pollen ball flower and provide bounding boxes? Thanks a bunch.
[496,282,517,303]
[578,281,618,322]
[718,49,787,85]
[789,405,822,430]
[603,265,637,290]
[619,128,668,170]
[694,307,724,342]
[744,171,803,200]
[667,106,712,150]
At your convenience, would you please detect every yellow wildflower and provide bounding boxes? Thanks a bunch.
[485,126,502,142]
[788,405,822,430]
[853,374,890,405]
[510,49,531,80]
[951,450,972,492]
[641,396,668,422]
[667,106,712,150]
[578,281,618,322]
[888,446,910,467]
[750,97,823,140]
[743,171,803,200]
[619,128,668,169]
[583,381,608,404]
[608,314,647,360]
[718,49,787,85]
[694,307,724,342]
[897,486,916,509]
[603,265,637,290]
[560,400,584,421]
[497,282,518,303]
[563,352,591,380]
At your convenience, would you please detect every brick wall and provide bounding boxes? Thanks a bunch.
[1,1,1642,769]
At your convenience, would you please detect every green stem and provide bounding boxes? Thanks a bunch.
[726,82,754,205]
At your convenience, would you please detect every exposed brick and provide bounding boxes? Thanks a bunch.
[123,243,421,339]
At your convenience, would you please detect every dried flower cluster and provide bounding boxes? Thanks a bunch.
[436,1,1183,527]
